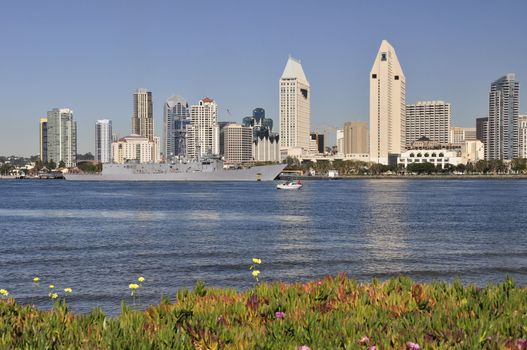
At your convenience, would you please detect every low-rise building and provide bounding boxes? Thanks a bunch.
[111,134,154,164]
[398,149,464,169]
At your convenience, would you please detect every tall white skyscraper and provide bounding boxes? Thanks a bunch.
[163,96,190,159]
[518,115,527,158]
[95,119,112,163]
[369,40,406,165]
[46,108,77,167]
[487,74,519,160]
[186,97,220,159]
[279,56,310,156]
[132,88,154,141]
[406,101,451,147]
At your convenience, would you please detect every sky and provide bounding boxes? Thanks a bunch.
[1,0,526,156]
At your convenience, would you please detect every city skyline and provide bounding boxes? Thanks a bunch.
[1,0,527,156]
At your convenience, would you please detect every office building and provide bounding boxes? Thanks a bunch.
[309,133,325,154]
[406,101,450,146]
[186,97,220,159]
[39,118,48,162]
[95,119,112,163]
[46,108,77,167]
[224,123,253,163]
[343,121,368,155]
[279,56,310,156]
[163,96,190,159]
[370,40,406,165]
[487,74,519,160]
[132,88,154,141]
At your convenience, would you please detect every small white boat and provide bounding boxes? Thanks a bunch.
[276,181,303,190]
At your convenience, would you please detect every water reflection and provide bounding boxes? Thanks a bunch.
[363,180,412,275]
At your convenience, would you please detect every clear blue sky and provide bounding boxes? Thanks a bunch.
[1,0,526,156]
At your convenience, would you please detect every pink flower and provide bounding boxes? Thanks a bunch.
[368,346,377,350]
[297,346,311,350]
[275,311,285,319]
[406,342,420,350]
[517,339,527,350]
[360,336,370,344]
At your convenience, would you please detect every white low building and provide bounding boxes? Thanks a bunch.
[112,134,154,164]
[398,149,465,169]
[253,134,280,162]
[461,140,484,163]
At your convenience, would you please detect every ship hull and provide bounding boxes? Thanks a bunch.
[64,164,287,181]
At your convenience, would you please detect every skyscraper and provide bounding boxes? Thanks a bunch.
[163,96,190,159]
[343,121,369,155]
[132,88,154,141]
[279,56,310,156]
[39,118,48,162]
[186,97,220,159]
[369,40,406,165]
[224,123,253,164]
[406,101,451,146]
[487,74,519,160]
[46,108,77,167]
[476,117,488,142]
[518,115,527,158]
[95,119,112,163]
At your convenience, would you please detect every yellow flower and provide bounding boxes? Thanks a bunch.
[49,284,55,289]
[33,277,40,282]
[252,270,260,277]
[0,289,8,297]
[252,258,262,264]
[138,276,145,283]
[129,283,139,290]
[51,293,58,299]
[64,288,72,293]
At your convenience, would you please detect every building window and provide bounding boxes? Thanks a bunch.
[372,74,377,79]
[394,75,399,80]
[381,53,387,61]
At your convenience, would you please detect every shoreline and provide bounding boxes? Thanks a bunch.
[279,174,527,180]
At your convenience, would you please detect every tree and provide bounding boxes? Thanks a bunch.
[511,158,527,174]
[407,162,436,174]
[58,160,66,168]
[455,163,466,173]
[47,159,56,170]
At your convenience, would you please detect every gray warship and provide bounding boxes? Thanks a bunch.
[64,159,287,181]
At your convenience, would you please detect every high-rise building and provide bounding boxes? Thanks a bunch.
[487,74,520,160]
[95,119,112,163]
[243,108,280,162]
[449,127,476,145]
[406,101,450,147]
[279,56,310,156]
[336,129,344,154]
[343,121,368,155]
[163,96,190,159]
[224,123,253,164]
[186,98,220,159]
[112,135,154,164]
[369,40,406,165]
[519,115,527,158]
[476,117,488,142]
[132,88,154,141]
[46,108,77,167]
[39,118,48,162]
[309,133,325,154]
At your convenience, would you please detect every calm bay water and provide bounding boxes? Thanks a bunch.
[0,179,526,314]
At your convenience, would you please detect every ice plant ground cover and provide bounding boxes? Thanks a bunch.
[0,275,525,349]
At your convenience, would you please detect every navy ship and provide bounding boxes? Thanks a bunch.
[64,159,286,181]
